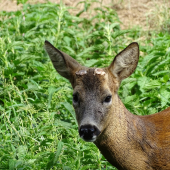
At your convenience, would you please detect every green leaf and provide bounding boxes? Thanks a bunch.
[151,58,170,74]
[17,145,27,160]
[143,80,161,90]
[124,95,137,104]
[26,82,39,91]
[9,159,17,170]
[54,119,72,128]
[85,59,98,67]
[137,76,148,92]
[46,141,63,169]
[48,86,61,108]
[61,102,77,124]
[152,70,170,76]
[53,141,63,164]
[77,46,95,58]
[160,87,170,107]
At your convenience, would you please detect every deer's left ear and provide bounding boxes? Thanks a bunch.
[108,42,139,82]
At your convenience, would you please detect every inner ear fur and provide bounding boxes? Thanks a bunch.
[108,42,139,82]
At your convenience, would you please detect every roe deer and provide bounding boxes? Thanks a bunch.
[45,41,170,170]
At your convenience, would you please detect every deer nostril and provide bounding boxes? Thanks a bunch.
[80,127,94,135]
[80,127,89,134]
[90,127,95,133]
[79,125,100,142]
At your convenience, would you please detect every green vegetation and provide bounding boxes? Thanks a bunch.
[0,1,170,170]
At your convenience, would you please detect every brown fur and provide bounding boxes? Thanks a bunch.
[95,95,170,170]
[45,41,170,170]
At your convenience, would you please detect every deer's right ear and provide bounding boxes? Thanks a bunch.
[44,40,81,82]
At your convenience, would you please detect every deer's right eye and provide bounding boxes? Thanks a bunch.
[73,94,79,103]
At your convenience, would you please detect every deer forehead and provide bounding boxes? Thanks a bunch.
[75,68,106,76]
[74,68,111,93]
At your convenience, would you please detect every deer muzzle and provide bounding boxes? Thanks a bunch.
[79,124,101,142]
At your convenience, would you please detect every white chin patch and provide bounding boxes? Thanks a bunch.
[81,135,97,142]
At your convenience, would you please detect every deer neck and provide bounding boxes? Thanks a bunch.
[94,93,149,170]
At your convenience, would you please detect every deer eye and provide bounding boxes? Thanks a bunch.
[73,94,79,103]
[104,95,112,103]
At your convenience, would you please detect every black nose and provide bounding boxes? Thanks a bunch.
[79,125,100,142]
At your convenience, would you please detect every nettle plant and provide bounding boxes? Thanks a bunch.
[0,1,170,169]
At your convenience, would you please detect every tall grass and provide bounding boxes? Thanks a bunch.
[0,1,170,170]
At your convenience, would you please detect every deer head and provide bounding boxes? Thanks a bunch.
[45,41,139,142]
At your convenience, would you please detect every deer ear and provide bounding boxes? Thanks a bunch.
[44,40,81,81]
[108,42,139,82]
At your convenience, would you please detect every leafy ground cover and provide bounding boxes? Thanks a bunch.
[0,1,170,170]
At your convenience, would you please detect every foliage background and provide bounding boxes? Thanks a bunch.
[0,0,170,169]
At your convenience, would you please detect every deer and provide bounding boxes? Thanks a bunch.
[45,40,170,170]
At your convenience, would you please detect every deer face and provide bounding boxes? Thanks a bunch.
[73,68,117,142]
[45,41,139,142]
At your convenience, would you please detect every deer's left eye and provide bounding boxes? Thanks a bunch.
[104,95,112,103]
